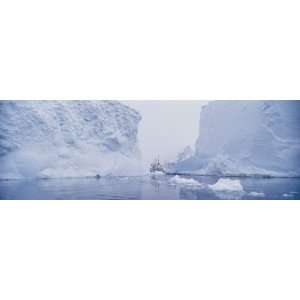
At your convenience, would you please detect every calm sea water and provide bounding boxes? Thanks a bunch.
[0,175,300,200]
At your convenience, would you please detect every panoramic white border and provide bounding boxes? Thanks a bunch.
[1,0,300,299]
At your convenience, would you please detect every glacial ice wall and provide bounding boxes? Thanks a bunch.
[0,101,142,179]
[171,101,300,177]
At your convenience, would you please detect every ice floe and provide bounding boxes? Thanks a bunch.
[169,175,203,186]
[209,178,244,192]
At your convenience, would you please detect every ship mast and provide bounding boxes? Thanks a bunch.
[150,155,165,173]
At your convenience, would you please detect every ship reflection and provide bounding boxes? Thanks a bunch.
[179,186,245,200]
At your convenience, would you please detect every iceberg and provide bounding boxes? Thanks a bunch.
[209,178,244,192]
[170,101,300,177]
[0,101,142,179]
[176,146,194,162]
[169,175,203,186]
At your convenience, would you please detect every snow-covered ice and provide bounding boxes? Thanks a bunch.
[209,178,244,192]
[169,175,202,186]
[171,101,300,177]
[0,101,142,179]
[176,146,194,162]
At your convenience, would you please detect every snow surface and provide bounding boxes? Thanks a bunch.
[0,101,142,179]
[170,101,300,177]
[209,178,244,192]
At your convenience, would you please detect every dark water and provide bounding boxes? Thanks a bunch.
[0,175,300,200]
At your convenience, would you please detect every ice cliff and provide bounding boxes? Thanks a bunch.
[170,101,300,177]
[0,101,141,179]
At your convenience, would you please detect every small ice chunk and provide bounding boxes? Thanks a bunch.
[248,191,265,197]
[151,171,165,176]
[209,178,244,192]
[169,175,202,186]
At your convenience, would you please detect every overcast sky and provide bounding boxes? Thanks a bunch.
[123,101,207,166]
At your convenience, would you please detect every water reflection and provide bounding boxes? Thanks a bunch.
[151,179,160,193]
[0,175,300,200]
[179,187,245,200]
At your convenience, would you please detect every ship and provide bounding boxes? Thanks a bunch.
[149,157,166,174]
